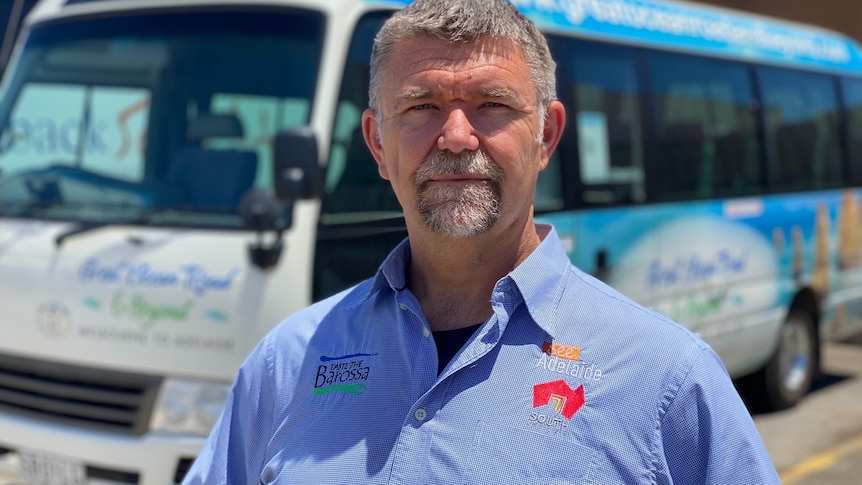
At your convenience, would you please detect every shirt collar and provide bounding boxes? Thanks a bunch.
[371,237,411,295]
[502,224,569,337]
[371,224,570,336]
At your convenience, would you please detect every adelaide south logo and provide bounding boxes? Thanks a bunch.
[528,379,585,434]
[537,341,603,382]
[533,379,585,419]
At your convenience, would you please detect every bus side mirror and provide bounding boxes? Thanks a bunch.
[273,127,322,201]
[239,189,289,270]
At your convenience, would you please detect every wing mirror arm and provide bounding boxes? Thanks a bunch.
[240,128,322,270]
[239,189,290,270]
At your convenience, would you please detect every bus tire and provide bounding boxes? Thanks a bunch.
[739,309,818,412]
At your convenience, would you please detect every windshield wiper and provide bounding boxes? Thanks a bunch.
[54,209,171,247]
[55,220,111,247]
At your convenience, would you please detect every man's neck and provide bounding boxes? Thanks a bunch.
[407,220,542,331]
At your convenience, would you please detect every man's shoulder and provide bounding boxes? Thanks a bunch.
[558,264,710,355]
[282,277,379,326]
[252,277,385,368]
[542,266,719,408]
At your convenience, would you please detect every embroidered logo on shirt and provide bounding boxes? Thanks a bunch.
[314,353,376,395]
[533,379,585,419]
[536,342,603,382]
[541,341,581,360]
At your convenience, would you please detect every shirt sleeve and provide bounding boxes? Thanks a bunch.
[655,347,781,484]
[182,333,275,485]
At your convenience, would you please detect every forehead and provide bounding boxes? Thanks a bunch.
[381,36,533,96]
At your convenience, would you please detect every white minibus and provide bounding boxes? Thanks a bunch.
[1,0,862,483]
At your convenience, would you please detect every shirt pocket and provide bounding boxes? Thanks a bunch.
[465,420,597,485]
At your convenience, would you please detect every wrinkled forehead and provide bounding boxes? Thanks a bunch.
[380,36,533,97]
[388,35,528,68]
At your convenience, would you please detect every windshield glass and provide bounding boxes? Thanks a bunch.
[0,8,323,228]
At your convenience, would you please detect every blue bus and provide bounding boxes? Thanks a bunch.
[517,0,862,413]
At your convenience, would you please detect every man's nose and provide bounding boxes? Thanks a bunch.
[437,109,480,153]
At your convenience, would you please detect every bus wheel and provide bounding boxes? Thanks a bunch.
[741,309,818,412]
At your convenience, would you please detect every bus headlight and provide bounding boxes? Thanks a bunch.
[150,378,231,435]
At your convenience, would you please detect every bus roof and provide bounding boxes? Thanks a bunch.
[375,0,862,75]
[26,0,862,75]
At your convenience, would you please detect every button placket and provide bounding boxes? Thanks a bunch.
[396,296,439,394]
[398,299,433,340]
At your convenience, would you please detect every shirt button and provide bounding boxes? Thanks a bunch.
[399,304,409,311]
[414,408,427,421]
[423,327,431,338]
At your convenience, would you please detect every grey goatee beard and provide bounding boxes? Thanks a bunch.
[414,149,505,238]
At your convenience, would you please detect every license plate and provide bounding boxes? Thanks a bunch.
[18,450,86,485]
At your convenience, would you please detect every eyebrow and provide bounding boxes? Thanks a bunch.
[395,86,522,105]
[398,88,433,101]
[480,87,520,101]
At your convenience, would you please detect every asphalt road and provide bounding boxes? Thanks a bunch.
[753,334,862,484]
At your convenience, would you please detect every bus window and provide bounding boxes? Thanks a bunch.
[208,94,310,189]
[0,0,38,75]
[314,11,406,301]
[759,67,844,192]
[843,77,862,183]
[0,83,149,183]
[649,53,762,201]
[321,12,400,220]
[557,40,645,206]
[535,137,564,211]
[0,10,323,225]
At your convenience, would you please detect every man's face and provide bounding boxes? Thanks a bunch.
[362,36,562,237]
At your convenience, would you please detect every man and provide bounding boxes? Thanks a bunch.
[184,0,781,483]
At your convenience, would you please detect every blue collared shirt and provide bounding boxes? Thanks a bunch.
[184,225,780,484]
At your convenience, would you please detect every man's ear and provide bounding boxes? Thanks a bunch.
[361,108,389,180]
[538,100,566,171]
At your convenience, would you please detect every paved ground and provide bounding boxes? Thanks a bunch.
[754,334,862,484]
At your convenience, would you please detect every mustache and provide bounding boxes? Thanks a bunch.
[414,149,505,187]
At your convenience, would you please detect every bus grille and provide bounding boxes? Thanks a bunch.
[0,353,161,435]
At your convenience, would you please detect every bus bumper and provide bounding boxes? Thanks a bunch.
[0,412,204,485]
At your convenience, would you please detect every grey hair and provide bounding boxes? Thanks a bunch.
[368,0,557,123]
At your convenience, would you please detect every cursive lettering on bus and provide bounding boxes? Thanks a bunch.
[126,262,179,288]
[78,258,239,296]
[647,249,748,290]
[79,258,127,284]
[182,265,240,297]
[110,289,193,330]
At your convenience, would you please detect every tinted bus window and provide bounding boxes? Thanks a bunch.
[648,53,761,201]
[314,11,406,301]
[843,77,862,179]
[322,11,399,220]
[0,0,39,74]
[759,68,843,192]
[555,40,645,206]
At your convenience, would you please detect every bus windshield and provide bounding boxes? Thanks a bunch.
[0,9,323,228]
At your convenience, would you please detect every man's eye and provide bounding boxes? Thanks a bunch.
[411,104,432,110]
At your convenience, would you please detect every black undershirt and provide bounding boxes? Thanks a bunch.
[433,323,482,375]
